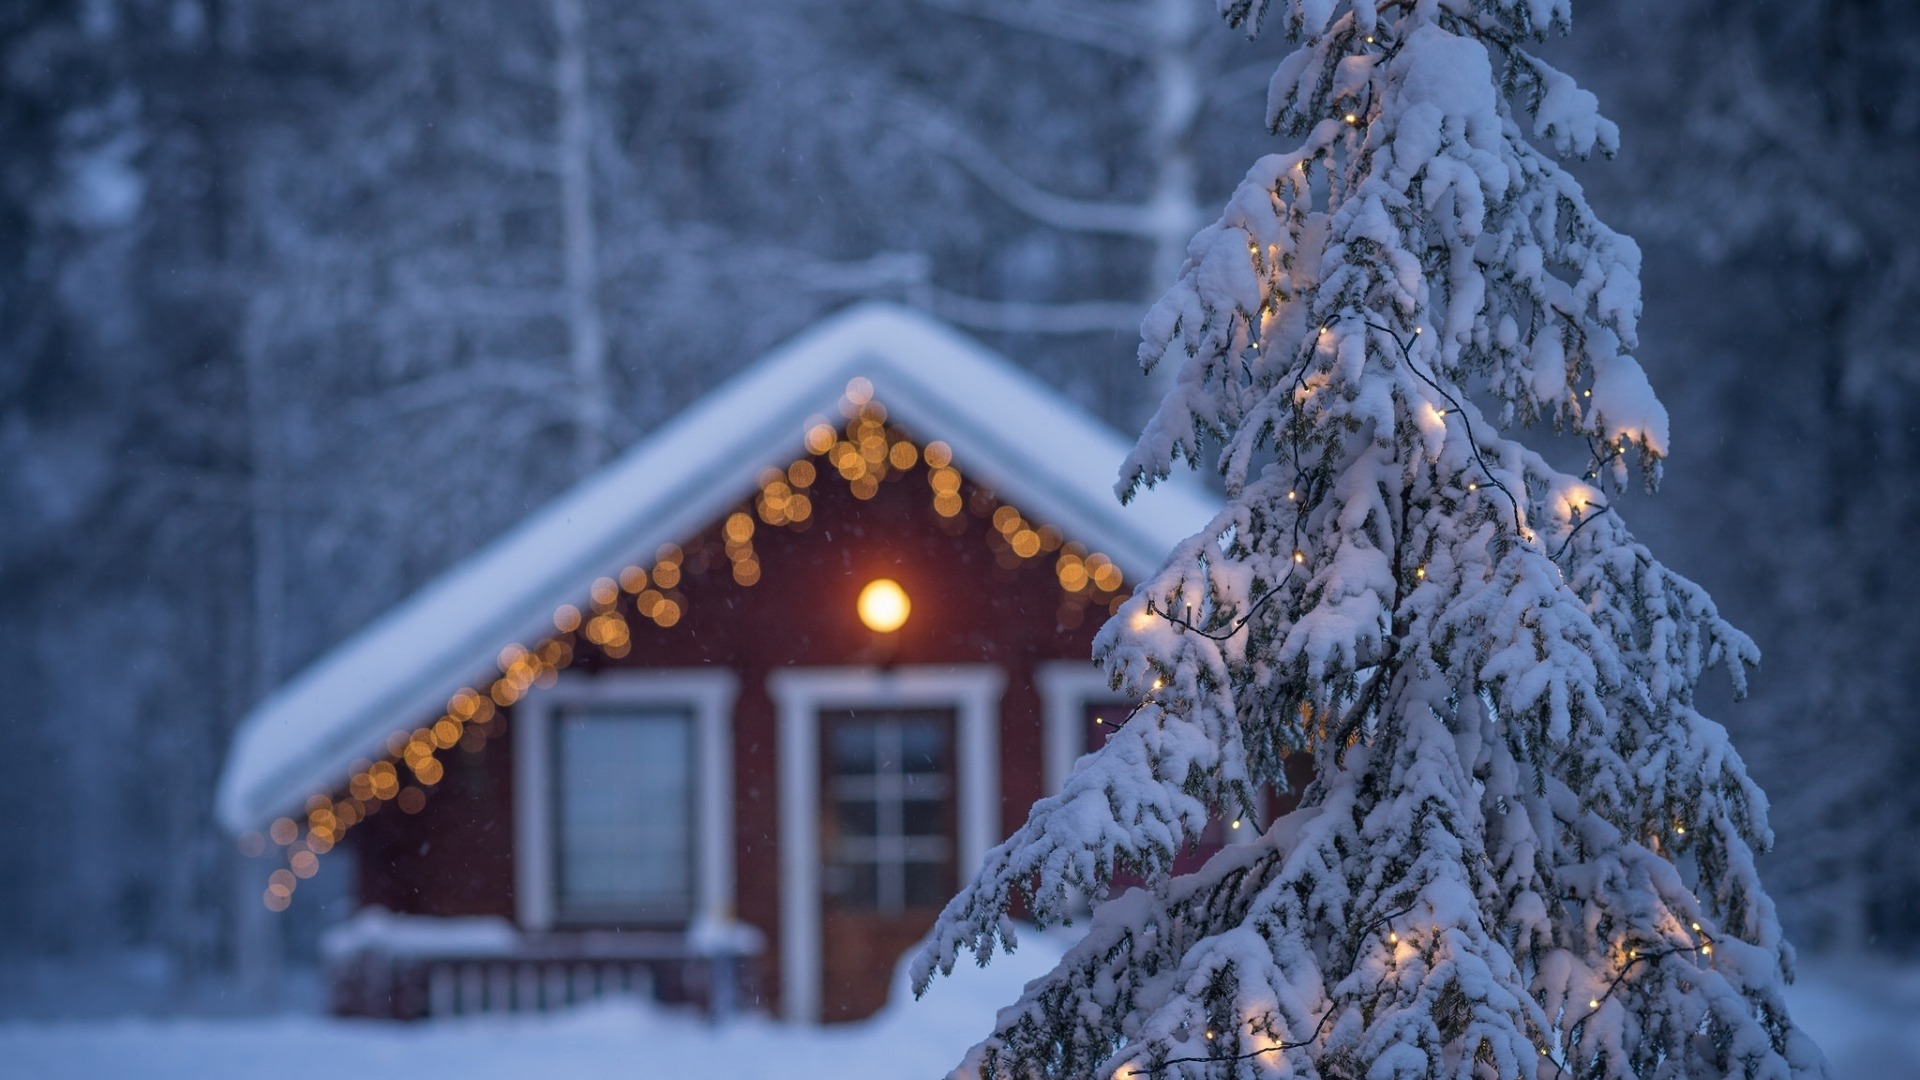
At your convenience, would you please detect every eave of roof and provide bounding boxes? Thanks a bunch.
[214,303,1222,833]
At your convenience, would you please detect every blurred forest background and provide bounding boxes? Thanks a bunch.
[2,0,1917,1012]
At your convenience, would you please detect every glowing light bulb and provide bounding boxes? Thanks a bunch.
[1691,922,1701,932]
[1701,944,1713,956]
[1389,931,1399,944]
[1287,489,1297,501]
[1468,482,1479,491]
[857,578,911,633]
[1293,550,1305,564]
[1413,327,1423,335]
[1589,998,1600,1010]
[1230,819,1242,830]
[1415,567,1426,579]
[1344,113,1358,124]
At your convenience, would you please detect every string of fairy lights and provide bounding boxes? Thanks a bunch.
[1110,322,1697,1070]
[1120,907,1718,1075]
[245,377,1135,912]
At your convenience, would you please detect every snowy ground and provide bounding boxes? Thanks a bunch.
[1783,954,1920,1077]
[3,942,1916,1079]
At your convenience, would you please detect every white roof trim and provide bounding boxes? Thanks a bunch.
[214,303,1221,833]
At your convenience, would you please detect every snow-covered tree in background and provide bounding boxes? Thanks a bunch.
[916,1,1828,1076]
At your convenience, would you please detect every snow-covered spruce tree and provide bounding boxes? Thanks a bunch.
[914,3,1828,1078]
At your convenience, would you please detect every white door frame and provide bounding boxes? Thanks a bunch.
[768,664,1004,1023]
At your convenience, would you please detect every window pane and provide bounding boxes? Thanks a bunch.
[903,859,950,908]
[829,723,877,774]
[836,797,878,838]
[822,710,953,914]
[1083,700,1130,754]
[555,706,692,919]
[898,720,944,773]
[901,797,944,839]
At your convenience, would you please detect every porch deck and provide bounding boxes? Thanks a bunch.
[322,909,761,1020]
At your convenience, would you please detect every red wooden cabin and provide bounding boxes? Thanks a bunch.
[215,305,1225,1023]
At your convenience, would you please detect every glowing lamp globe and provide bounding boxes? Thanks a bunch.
[857,578,911,634]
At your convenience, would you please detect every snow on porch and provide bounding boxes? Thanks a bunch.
[216,302,1221,834]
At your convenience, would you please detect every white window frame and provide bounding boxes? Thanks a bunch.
[769,664,1004,1024]
[1039,659,1268,835]
[514,669,737,932]
[1036,660,1123,796]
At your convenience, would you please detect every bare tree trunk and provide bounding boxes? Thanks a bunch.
[1140,0,1203,395]
[1142,0,1202,291]
[554,0,610,474]
[236,300,286,1003]
[907,0,1209,382]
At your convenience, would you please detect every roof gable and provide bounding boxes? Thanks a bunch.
[215,303,1222,832]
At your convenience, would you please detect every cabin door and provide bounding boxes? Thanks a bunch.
[816,707,957,1021]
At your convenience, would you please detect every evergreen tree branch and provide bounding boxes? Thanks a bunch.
[925,6,1825,1077]
[1128,903,1422,1076]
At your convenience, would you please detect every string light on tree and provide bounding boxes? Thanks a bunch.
[913,5,1826,1078]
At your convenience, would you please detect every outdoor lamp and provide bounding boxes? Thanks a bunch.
[857,578,910,633]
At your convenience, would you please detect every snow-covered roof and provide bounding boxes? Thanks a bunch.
[215,303,1222,833]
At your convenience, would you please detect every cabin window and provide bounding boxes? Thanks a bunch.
[514,669,736,932]
[553,703,694,920]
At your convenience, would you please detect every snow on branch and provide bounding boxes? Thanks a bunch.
[921,4,1827,1078]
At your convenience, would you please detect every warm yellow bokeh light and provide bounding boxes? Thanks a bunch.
[858,578,911,633]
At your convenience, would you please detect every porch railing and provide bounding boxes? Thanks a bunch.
[322,910,761,1020]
